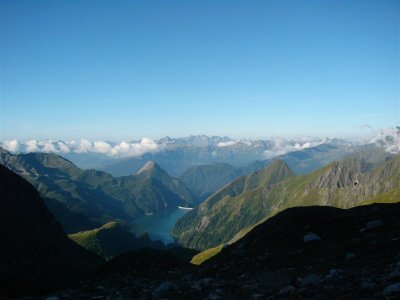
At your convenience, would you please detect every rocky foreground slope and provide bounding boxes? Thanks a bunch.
[48,202,400,300]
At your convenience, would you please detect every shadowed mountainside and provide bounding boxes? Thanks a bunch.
[50,202,400,299]
[0,165,104,298]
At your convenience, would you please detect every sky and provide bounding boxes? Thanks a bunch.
[1,0,399,141]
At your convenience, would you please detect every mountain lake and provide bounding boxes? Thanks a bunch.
[131,208,190,245]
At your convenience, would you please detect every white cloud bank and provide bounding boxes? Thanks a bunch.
[370,126,400,154]
[263,138,326,159]
[0,138,164,158]
[2,127,398,159]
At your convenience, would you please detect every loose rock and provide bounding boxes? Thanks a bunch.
[365,219,384,230]
[303,232,321,243]
[383,282,400,295]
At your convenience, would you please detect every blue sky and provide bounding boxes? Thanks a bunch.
[1,0,399,140]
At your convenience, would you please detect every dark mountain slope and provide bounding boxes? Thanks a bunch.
[0,165,103,298]
[50,202,400,299]
[195,203,400,299]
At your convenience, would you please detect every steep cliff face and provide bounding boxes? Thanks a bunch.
[0,165,104,297]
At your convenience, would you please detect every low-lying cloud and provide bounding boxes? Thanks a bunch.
[370,126,400,154]
[217,141,238,147]
[0,138,164,158]
[263,138,326,159]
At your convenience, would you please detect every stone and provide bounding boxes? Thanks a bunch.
[303,232,321,243]
[299,273,321,287]
[360,278,375,290]
[181,273,194,281]
[326,268,344,280]
[200,277,215,285]
[191,282,202,291]
[383,282,400,295]
[154,281,173,297]
[365,219,384,230]
[277,285,295,295]
[345,253,356,261]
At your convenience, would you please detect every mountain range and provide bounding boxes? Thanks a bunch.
[2,135,355,176]
[0,149,193,233]
[179,141,355,201]
[173,146,399,250]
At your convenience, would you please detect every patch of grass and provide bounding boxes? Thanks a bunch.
[361,188,400,205]
[191,244,224,265]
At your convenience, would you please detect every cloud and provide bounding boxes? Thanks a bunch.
[93,141,112,154]
[217,140,238,147]
[39,140,56,152]
[0,137,164,158]
[25,140,39,152]
[370,126,400,154]
[109,138,162,157]
[263,138,325,159]
[57,141,71,153]
[2,139,20,152]
[71,139,94,153]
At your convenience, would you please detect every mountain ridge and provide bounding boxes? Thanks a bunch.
[0,150,192,233]
[173,152,400,250]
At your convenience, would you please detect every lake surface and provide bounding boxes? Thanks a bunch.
[131,208,190,244]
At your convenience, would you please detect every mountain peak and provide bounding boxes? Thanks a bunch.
[268,159,291,171]
[137,161,158,174]
[256,159,295,183]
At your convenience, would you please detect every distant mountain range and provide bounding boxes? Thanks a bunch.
[1,135,356,176]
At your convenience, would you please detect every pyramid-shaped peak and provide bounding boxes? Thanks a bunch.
[137,161,159,174]
[262,159,293,174]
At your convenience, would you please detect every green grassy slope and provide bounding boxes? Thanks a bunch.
[69,221,164,259]
[174,154,400,250]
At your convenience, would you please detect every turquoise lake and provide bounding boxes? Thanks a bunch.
[131,208,190,245]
